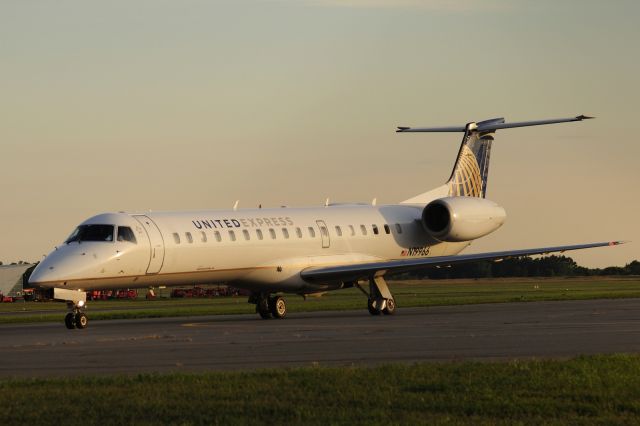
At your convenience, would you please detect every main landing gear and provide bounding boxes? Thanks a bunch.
[53,288,89,330]
[356,275,397,316]
[249,293,287,319]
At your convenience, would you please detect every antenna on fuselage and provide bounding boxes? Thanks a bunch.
[233,200,239,211]
[372,198,377,206]
[325,198,329,207]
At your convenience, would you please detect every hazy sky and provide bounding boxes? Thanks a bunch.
[1,0,638,267]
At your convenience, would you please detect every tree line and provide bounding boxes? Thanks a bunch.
[398,256,640,280]
[0,260,32,266]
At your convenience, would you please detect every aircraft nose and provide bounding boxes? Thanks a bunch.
[28,260,56,287]
[28,247,79,287]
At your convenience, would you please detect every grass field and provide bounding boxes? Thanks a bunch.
[1,277,639,324]
[1,355,639,425]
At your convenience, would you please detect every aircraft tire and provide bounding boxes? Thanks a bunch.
[269,296,287,319]
[383,298,396,315]
[75,312,88,329]
[257,298,272,319]
[367,299,381,316]
[64,313,76,329]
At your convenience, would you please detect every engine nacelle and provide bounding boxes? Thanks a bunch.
[422,197,506,242]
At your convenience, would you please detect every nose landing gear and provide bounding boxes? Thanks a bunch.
[53,288,89,330]
[64,301,89,329]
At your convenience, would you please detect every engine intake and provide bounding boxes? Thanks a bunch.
[422,197,506,242]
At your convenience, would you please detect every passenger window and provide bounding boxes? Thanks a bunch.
[384,224,390,234]
[256,229,264,240]
[201,231,207,243]
[395,223,402,234]
[117,227,137,244]
[360,225,367,236]
[269,228,276,239]
[372,224,379,235]
[308,227,316,238]
[185,232,193,244]
[320,226,328,238]
[282,228,289,239]
[335,226,342,237]
[296,227,302,238]
[214,231,222,242]
[349,225,355,236]
[173,233,180,244]
[243,229,250,241]
[229,230,236,241]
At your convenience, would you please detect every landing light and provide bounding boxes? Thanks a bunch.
[78,300,85,308]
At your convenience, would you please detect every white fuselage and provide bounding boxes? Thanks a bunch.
[29,204,471,294]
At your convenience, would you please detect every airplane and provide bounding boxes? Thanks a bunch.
[28,115,625,329]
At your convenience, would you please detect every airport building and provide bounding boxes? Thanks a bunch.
[0,264,33,299]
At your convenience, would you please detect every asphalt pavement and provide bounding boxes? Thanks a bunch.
[1,298,640,377]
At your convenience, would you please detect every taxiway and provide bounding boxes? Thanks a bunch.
[1,298,639,377]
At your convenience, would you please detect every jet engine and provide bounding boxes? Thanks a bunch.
[421,197,506,242]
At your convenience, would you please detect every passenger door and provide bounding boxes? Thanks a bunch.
[316,220,330,249]
[133,215,165,274]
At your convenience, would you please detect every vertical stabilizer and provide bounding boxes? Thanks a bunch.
[446,118,500,198]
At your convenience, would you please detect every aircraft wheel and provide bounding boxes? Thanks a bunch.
[367,299,381,316]
[257,298,271,319]
[75,312,88,329]
[64,313,76,329]
[269,296,287,319]
[383,298,396,315]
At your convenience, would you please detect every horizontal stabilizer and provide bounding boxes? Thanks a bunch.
[397,115,594,133]
[396,125,466,133]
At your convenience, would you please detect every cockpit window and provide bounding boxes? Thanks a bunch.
[117,226,137,244]
[66,225,114,243]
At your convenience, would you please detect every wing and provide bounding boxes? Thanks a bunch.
[300,241,625,284]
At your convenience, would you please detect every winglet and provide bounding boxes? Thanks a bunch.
[608,240,629,246]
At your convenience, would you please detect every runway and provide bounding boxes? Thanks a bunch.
[2,298,640,377]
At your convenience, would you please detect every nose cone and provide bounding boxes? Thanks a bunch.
[28,245,92,288]
[28,262,47,287]
[29,251,66,287]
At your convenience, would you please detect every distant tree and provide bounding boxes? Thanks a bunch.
[601,266,625,275]
[399,255,639,280]
[625,260,640,275]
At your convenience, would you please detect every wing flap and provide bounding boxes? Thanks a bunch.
[300,241,625,284]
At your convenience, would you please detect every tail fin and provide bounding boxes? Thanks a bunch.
[398,115,593,204]
[446,118,499,198]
